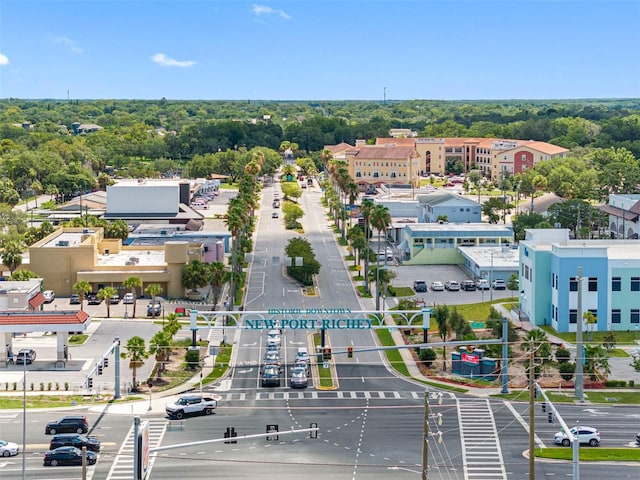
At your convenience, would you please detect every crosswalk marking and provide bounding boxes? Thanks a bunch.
[105,419,167,480]
[211,390,446,401]
[457,398,507,480]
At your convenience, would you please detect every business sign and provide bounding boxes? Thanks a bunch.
[461,353,479,365]
[246,318,372,330]
[137,420,150,480]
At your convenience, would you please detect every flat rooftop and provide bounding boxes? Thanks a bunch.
[97,249,166,267]
[460,246,520,268]
[41,231,97,248]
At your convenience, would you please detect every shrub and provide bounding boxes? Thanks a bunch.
[64,382,69,391]
[558,362,575,381]
[55,382,60,391]
[555,346,571,364]
[419,348,437,367]
[604,380,626,387]
[13,382,17,391]
[47,382,52,391]
[40,382,45,391]
[30,382,34,391]
[629,380,635,387]
[185,348,200,369]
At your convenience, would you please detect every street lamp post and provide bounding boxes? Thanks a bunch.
[21,360,26,480]
[489,251,494,302]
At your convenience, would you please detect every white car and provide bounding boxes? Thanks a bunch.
[266,330,281,346]
[430,281,445,291]
[165,395,218,419]
[476,279,490,290]
[43,290,55,303]
[445,280,460,291]
[0,439,19,457]
[554,426,600,447]
[122,293,135,304]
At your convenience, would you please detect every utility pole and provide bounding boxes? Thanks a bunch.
[528,348,536,480]
[422,391,429,480]
[575,266,585,402]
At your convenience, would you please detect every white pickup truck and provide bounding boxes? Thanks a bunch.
[165,395,218,419]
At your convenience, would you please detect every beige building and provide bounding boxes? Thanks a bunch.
[25,227,203,298]
[345,144,421,193]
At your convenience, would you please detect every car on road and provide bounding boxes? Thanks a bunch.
[290,366,308,388]
[430,281,445,292]
[43,290,55,303]
[87,294,102,305]
[295,347,310,365]
[262,351,282,371]
[16,348,36,365]
[461,280,477,291]
[636,431,640,445]
[147,301,162,317]
[49,433,100,452]
[413,281,427,293]
[69,294,80,305]
[445,280,460,291]
[266,329,281,346]
[43,446,97,466]
[122,292,134,304]
[476,279,490,290]
[261,365,280,387]
[165,395,218,419]
[272,211,279,218]
[0,439,19,457]
[492,279,506,290]
[554,426,600,447]
[45,416,89,435]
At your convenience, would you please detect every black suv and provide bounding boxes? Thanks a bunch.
[87,294,102,305]
[49,433,100,452]
[461,280,477,291]
[45,416,89,435]
[16,349,36,365]
[413,281,427,293]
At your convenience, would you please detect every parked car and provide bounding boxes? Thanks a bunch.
[43,446,97,466]
[49,433,100,452]
[69,294,80,305]
[261,365,280,387]
[45,416,89,435]
[554,426,600,447]
[87,294,102,305]
[15,349,36,365]
[165,395,218,419]
[413,281,427,293]
[430,281,445,292]
[43,290,55,303]
[492,279,506,290]
[0,439,19,457]
[290,366,308,389]
[445,280,460,291]
[109,293,121,304]
[122,292,135,304]
[476,279,490,290]
[147,301,162,317]
[461,280,477,291]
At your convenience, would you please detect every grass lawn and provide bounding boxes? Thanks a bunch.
[203,344,232,385]
[389,287,415,297]
[540,326,639,345]
[492,390,640,404]
[0,395,95,409]
[313,333,334,387]
[536,447,640,462]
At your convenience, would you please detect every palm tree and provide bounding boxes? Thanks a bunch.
[73,280,92,311]
[530,174,548,213]
[0,238,23,274]
[584,344,611,381]
[149,330,172,378]
[97,286,117,318]
[370,204,392,310]
[123,276,142,318]
[145,284,164,316]
[433,305,450,371]
[207,261,227,309]
[120,336,149,390]
[520,329,551,378]
[360,198,375,294]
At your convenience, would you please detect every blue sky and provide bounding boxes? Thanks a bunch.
[1,0,638,100]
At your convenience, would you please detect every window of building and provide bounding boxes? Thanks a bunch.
[631,277,640,291]
[355,171,362,178]
[569,309,577,324]
[390,172,396,178]
[373,172,379,178]
[521,154,526,161]
[588,277,597,292]
[569,277,578,291]
[611,309,621,323]
[612,277,621,291]
[631,309,640,324]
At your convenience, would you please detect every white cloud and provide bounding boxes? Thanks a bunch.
[150,53,196,68]
[0,52,9,66]
[252,4,291,20]
[54,36,83,54]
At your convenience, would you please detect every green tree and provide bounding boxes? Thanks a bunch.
[282,202,304,229]
[104,219,129,240]
[370,204,391,310]
[584,344,611,381]
[10,269,38,281]
[520,329,551,378]
[181,260,209,296]
[73,280,92,311]
[433,304,450,371]
[123,276,142,318]
[97,286,118,318]
[0,237,23,274]
[120,336,149,390]
[448,307,472,340]
[206,261,227,310]
[149,330,172,377]
[145,283,164,312]
[284,237,321,286]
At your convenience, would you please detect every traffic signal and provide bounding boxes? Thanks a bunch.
[87,377,93,389]
[347,346,353,358]
[322,347,332,361]
[97,364,103,375]
[547,411,554,423]
[103,356,109,368]
[541,401,546,413]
